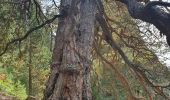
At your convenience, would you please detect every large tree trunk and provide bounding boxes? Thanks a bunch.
[44,0,96,100]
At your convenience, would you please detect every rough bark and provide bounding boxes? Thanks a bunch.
[117,0,170,46]
[44,0,96,100]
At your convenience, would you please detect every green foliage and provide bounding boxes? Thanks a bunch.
[92,86,103,100]
[0,74,27,100]
[0,0,170,100]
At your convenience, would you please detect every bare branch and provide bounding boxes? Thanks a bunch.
[94,41,135,99]
[96,13,169,99]
[52,0,60,9]
[33,0,48,21]
[0,14,64,56]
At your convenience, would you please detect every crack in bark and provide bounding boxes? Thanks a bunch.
[47,73,59,100]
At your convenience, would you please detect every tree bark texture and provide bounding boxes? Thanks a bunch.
[44,0,96,100]
[117,0,170,46]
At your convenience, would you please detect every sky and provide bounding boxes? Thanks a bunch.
[141,26,170,68]
[142,0,170,68]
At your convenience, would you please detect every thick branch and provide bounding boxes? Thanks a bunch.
[116,0,170,46]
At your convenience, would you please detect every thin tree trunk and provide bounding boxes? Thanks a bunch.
[25,7,33,99]
[28,34,33,96]
[44,0,96,100]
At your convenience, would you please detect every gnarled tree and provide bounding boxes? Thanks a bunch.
[44,0,170,99]
[1,0,170,100]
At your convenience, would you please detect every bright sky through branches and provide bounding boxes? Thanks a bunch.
[42,0,170,68]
